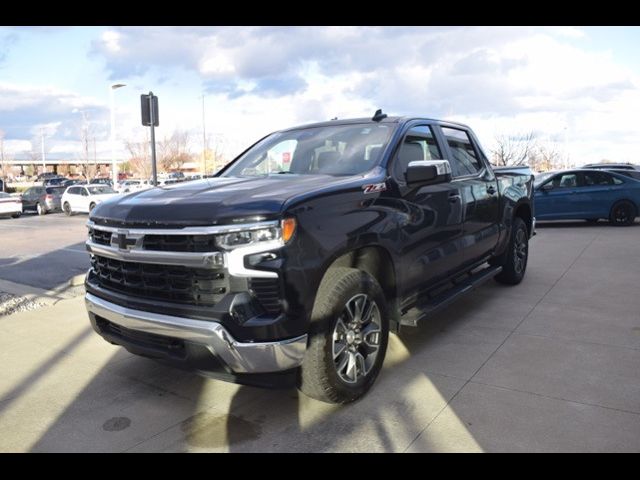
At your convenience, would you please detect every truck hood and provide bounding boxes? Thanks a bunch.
[90,174,366,227]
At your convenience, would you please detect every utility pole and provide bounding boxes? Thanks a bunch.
[40,129,46,173]
[201,94,207,175]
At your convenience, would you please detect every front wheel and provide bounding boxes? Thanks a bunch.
[63,202,72,216]
[36,202,46,216]
[494,216,529,285]
[89,202,96,212]
[298,267,389,404]
[609,200,636,226]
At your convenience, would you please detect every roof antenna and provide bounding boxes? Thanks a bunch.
[372,109,387,122]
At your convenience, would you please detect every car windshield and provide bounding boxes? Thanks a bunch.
[222,123,396,178]
[87,186,116,195]
[46,187,66,195]
[534,172,555,187]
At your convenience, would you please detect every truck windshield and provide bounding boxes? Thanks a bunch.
[222,123,396,177]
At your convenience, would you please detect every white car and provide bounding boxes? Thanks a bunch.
[116,179,153,194]
[0,192,22,218]
[61,184,119,215]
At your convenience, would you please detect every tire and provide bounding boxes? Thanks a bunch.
[36,202,46,216]
[609,200,636,226]
[11,212,21,218]
[298,267,389,404]
[89,202,96,212]
[63,202,72,216]
[494,216,529,285]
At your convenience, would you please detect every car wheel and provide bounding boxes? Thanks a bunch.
[609,200,636,226]
[11,212,21,218]
[298,267,389,404]
[494,216,529,285]
[89,202,96,212]
[63,202,72,216]
[36,202,46,216]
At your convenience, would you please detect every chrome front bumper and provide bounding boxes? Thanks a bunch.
[85,293,307,374]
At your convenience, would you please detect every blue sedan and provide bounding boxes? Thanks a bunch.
[534,169,640,226]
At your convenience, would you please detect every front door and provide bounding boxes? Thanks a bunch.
[387,124,465,298]
[535,172,581,219]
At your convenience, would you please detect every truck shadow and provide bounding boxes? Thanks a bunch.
[536,220,639,229]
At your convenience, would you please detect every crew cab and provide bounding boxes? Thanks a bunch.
[84,113,535,403]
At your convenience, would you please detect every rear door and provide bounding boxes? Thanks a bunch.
[577,171,625,218]
[535,172,581,219]
[437,126,500,266]
[388,124,465,295]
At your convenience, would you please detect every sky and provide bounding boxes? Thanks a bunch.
[1,26,640,166]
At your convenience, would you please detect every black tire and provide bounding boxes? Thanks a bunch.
[297,267,389,404]
[11,212,21,218]
[494,216,529,285]
[36,202,46,216]
[609,200,636,226]
[89,202,96,212]
[63,202,72,216]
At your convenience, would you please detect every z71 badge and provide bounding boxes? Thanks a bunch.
[362,182,387,194]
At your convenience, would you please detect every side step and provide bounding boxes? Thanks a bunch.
[400,265,502,327]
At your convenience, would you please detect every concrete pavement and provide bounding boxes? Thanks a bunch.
[1,220,639,452]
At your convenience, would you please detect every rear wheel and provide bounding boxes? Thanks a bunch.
[11,212,21,218]
[63,202,72,216]
[298,267,389,404]
[36,202,46,216]
[609,200,636,226]
[494,216,529,285]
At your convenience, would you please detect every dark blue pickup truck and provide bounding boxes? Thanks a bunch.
[84,112,535,403]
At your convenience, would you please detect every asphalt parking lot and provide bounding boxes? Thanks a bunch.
[0,212,89,291]
[0,220,639,452]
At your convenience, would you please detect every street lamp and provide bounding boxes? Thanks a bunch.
[73,109,89,179]
[109,83,126,184]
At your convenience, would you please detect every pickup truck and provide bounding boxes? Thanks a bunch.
[84,112,535,404]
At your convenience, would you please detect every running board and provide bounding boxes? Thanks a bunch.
[400,265,503,327]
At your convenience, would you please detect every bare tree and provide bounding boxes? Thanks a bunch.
[530,143,562,172]
[158,130,192,172]
[491,132,537,167]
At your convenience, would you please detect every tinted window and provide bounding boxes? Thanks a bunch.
[583,171,616,186]
[87,186,116,195]
[45,187,65,195]
[394,126,441,179]
[551,173,578,188]
[441,127,482,176]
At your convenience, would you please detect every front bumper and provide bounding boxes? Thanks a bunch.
[85,292,307,374]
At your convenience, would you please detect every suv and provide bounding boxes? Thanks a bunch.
[84,113,535,403]
[583,163,640,171]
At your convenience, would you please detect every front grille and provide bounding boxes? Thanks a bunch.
[90,255,227,306]
[143,234,218,252]
[250,278,282,315]
[89,228,112,246]
[96,317,186,357]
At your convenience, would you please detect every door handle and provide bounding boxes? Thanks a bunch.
[486,185,497,195]
[448,193,461,203]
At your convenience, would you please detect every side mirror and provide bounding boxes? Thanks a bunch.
[405,160,452,186]
[539,183,553,192]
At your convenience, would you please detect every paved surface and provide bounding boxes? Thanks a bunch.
[1,220,639,452]
[0,212,89,290]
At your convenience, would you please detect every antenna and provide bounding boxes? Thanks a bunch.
[372,109,387,122]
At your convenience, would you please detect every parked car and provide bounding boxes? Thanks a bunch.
[534,169,640,225]
[84,113,535,403]
[608,169,640,181]
[583,162,640,171]
[44,176,69,187]
[116,179,153,194]
[21,186,66,215]
[36,172,60,181]
[61,184,119,215]
[90,178,113,187]
[0,192,22,218]
[62,179,86,188]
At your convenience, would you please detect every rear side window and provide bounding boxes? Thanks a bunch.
[394,125,441,179]
[441,127,482,177]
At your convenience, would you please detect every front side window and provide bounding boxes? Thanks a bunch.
[222,124,396,178]
[393,125,441,180]
[551,173,578,188]
[441,127,482,177]
[87,186,115,195]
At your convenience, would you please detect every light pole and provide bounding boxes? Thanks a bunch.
[201,94,207,174]
[73,109,89,178]
[110,83,126,184]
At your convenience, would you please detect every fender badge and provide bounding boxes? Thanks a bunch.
[362,182,387,194]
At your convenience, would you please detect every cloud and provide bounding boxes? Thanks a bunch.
[0,32,18,66]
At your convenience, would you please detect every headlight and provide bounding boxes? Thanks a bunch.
[216,219,296,250]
